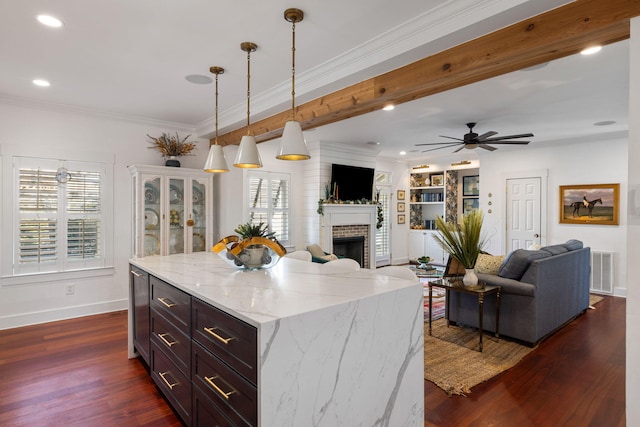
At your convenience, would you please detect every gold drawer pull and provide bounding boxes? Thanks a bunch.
[203,327,235,344]
[157,297,177,308]
[130,270,142,277]
[158,332,177,347]
[159,371,178,390]
[205,375,236,400]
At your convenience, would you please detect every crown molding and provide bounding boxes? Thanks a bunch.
[0,94,196,132]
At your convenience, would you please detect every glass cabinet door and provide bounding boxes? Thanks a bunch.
[143,177,161,256]
[190,178,207,252]
[168,177,185,255]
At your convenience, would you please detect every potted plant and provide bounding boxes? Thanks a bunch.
[433,209,486,288]
[147,132,197,167]
[232,222,279,269]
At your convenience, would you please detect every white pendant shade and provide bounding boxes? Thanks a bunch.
[276,120,310,160]
[203,144,229,173]
[233,135,262,168]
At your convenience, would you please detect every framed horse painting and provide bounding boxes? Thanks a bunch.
[559,183,620,225]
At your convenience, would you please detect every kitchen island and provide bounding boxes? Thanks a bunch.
[129,252,424,426]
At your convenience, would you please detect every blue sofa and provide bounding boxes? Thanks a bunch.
[447,240,591,346]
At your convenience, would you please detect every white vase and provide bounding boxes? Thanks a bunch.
[463,268,479,287]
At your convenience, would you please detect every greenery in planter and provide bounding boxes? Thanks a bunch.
[234,221,277,241]
[433,209,486,269]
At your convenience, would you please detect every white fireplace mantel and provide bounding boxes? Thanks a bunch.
[321,204,377,269]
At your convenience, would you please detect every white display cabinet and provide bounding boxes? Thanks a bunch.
[408,229,445,264]
[129,165,214,257]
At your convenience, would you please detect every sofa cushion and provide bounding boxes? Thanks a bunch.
[564,239,583,251]
[498,249,551,280]
[474,254,506,275]
[306,244,327,258]
[540,244,569,256]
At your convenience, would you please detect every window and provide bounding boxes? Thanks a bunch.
[246,171,290,245]
[14,157,108,275]
[375,171,392,263]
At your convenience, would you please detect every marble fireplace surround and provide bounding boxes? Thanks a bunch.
[321,204,377,269]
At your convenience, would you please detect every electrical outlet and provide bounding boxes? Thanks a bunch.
[65,284,75,295]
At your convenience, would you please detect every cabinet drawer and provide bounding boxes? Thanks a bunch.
[151,342,191,425]
[192,298,257,385]
[151,276,190,330]
[151,308,190,375]
[193,383,245,427]
[193,342,257,426]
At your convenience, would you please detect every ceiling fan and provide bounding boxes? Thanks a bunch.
[416,122,533,153]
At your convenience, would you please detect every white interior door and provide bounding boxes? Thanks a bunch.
[506,177,542,251]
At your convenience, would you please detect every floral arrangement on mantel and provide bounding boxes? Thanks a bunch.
[316,183,383,229]
[147,132,197,158]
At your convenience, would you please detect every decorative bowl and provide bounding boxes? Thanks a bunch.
[213,236,286,270]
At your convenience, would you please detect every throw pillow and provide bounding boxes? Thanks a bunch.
[474,254,506,275]
[539,244,569,256]
[306,244,327,258]
[498,249,550,280]
[564,239,583,251]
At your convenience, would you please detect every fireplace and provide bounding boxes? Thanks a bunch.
[333,236,365,267]
[321,204,377,269]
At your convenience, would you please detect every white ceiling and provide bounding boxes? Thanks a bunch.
[0,0,628,161]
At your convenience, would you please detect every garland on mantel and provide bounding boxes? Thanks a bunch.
[317,198,383,230]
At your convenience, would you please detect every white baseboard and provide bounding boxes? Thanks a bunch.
[0,299,128,330]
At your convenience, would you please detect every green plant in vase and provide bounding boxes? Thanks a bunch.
[433,209,486,288]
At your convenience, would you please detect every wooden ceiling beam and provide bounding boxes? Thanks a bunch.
[214,0,639,147]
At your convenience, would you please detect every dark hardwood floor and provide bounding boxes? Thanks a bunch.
[0,296,625,426]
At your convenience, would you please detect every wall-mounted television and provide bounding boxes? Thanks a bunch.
[330,164,375,201]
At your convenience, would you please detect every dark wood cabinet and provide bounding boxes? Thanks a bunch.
[134,270,258,426]
[130,265,150,364]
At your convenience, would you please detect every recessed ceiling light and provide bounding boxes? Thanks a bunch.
[581,45,602,55]
[399,151,407,156]
[33,79,51,87]
[594,120,616,126]
[185,74,213,84]
[36,14,63,28]
[382,104,395,111]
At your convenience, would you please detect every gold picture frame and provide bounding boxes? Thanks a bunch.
[398,214,405,224]
[430,174,444,186]
[559,183,620,225]
[397,189,405,200]
[397,202,405,212]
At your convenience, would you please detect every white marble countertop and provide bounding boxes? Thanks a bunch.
[130,252,420,327]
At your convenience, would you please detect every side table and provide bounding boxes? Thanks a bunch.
[428,278,501,352]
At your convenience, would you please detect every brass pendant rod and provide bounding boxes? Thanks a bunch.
[240,42,258,134]
[290,19,296,118]
[209,66,224,145]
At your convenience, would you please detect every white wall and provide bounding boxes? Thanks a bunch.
[0,102,209,328]
[479,137,628,295]
[627,16,640,425]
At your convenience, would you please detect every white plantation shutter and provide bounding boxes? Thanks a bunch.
[247,171,290,245]
[14,157,106,275]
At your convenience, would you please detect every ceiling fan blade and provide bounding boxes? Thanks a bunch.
[485,140,530,144]
[476,131,498,141]
[437,135,465,142]
[415,141,463,146]
[453,146,465,153]
[478,144,497,151]
[420,143,461,152]
[483,133,533,142]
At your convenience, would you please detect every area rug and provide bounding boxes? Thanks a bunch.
[424,293,605,395]
[423,281,446,321]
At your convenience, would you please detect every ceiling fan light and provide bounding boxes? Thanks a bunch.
[277,121,310,160]
[234,135,262,168]
[204,144,229,172]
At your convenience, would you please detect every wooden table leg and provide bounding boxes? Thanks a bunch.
[428,283,433,335]
[478,293,484,352]
[495,288,500,338]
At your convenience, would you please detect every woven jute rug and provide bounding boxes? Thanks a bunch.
[424,294,604,395]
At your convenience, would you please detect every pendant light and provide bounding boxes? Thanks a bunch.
[276,8,310,161]
[203,66,229,173]
[234,42,263,168]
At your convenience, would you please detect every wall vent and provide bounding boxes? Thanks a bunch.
[591,251,614,294]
